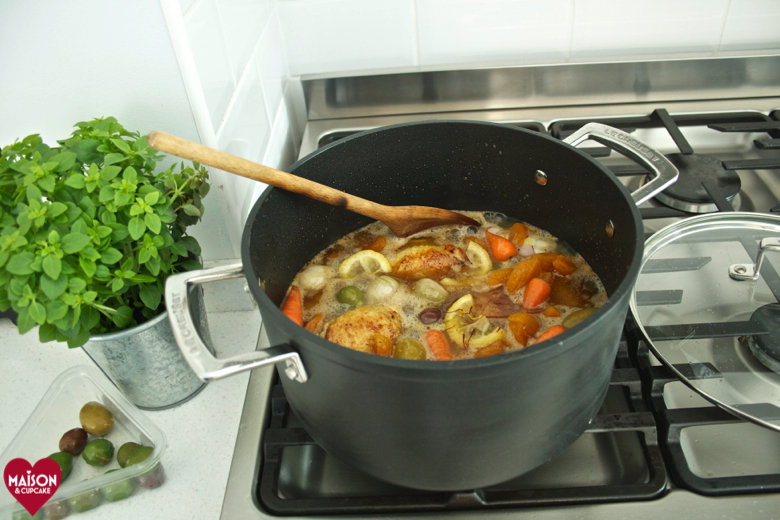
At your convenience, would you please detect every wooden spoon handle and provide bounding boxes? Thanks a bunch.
[147,131,389,219]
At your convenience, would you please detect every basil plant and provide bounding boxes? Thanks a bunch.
[0,117,209,347]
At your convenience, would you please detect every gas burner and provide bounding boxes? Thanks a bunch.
[654,153,741,213]
[749,304,780,374]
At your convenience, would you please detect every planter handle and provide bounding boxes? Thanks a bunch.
[563,122,678,206]
[165,263,308,383]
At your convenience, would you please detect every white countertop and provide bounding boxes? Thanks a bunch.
[0,268,261,520]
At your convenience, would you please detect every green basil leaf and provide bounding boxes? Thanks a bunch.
[16,307,36,335]
[45,299,69,322]
[83,291,97,303]
[178,236,202,255]
[38,323,58,343]
[120,257,134,272]
[69,277,87,293]
[53,151,77,172]
[68,140,101,164]
[111,278,124,292]
[181,259,203,271]
[66,327,91,348]
[94,265,111,280]
[28,301,46,324]
[99,185,115,203]
[38,174,56,193]
[170,242,188,257]
[114,191,133,206]
[49,202,68,217]
[144,212,161,234]
[42,254,62,280]
[139,284,161,310]
[182,204,201,217]
[103,153,125,166]
[128,217,146,240]
[26,184,43,203]
[147,255,161,276]
[123,166,138,183]
[79,257,96,278]
[101,247,123,264]
[144,191,160,205]
[40,273,68,300]
[139,247,152,265]
[110,138,131,153]
[100,165,121,181]
[61,233,91,254]
[112,306,133,328]
[131,274,157,283]
[81,246,102,261]
[6,252,36,275]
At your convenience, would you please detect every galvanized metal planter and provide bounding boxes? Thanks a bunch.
[82,285,212,410]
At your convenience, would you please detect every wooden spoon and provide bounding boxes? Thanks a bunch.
[147,131,478,237]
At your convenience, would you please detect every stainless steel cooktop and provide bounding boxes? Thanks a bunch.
[222,55,780,520]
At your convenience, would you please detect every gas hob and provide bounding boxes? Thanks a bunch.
[222,55,780,520]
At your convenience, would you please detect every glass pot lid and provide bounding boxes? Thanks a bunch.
[630,212,780,432]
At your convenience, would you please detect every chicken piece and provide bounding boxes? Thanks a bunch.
[324,305,403,354]
[392,244,467,280]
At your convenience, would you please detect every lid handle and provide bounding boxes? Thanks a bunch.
[729,237,780,281]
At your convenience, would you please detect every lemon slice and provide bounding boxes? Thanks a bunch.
[466,242,492,275]
[444,294,505,349]
[338,250,392,278]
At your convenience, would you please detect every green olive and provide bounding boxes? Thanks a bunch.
[66,490,101,513]
[46,452,72,481]
[117,442,142,468]
[100,470,136,502]
[562,307,597,329]
[79,401,114,436]
[336,286,364,306]
[82,439,114,466]
[393,338,426,360]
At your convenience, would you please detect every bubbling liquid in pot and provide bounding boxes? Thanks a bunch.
[285,211,607,360]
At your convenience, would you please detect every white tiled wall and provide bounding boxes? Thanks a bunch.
[161,0,780,258]
[161,0,306,258]
[276,0,780,75]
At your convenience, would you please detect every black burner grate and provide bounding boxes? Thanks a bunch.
[257,339,667,515]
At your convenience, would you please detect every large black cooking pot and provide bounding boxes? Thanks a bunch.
[166,121,677,491]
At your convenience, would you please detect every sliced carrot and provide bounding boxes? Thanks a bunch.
[426,329,453,361]
[509,223,527,248]
[536,325,567,343]
[374,333,393,357]
[534,252,558,272]
[543,306,561,318]
[304,312,324,334]
[506,257,541,293]
[523,278,552,310]
[281,286,304,326]
[486,268,513,286]
[507,312,539,346]
[552,255,577,275]
[485,231,517,262]
[363,236,387,252]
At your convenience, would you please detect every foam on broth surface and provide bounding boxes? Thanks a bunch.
[287,211,607,360]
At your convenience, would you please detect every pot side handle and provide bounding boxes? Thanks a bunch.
[165,263,308,383]
[563,123,678,206]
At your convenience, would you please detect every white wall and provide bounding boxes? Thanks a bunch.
[276,0,780,76]
[160,0,307,258]
[0,0,233,262]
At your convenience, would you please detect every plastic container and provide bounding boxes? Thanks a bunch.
[0,366,167,519]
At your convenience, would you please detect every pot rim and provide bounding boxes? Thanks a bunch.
[242,119,644,370]
[87,308,168,342]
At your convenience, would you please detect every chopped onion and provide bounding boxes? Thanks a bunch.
[486,226,509,239]
[519,244,535,257]
[365,275,400,303]
[413,278,448,304]
[529,238,557,253]
[299,265,331,291]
